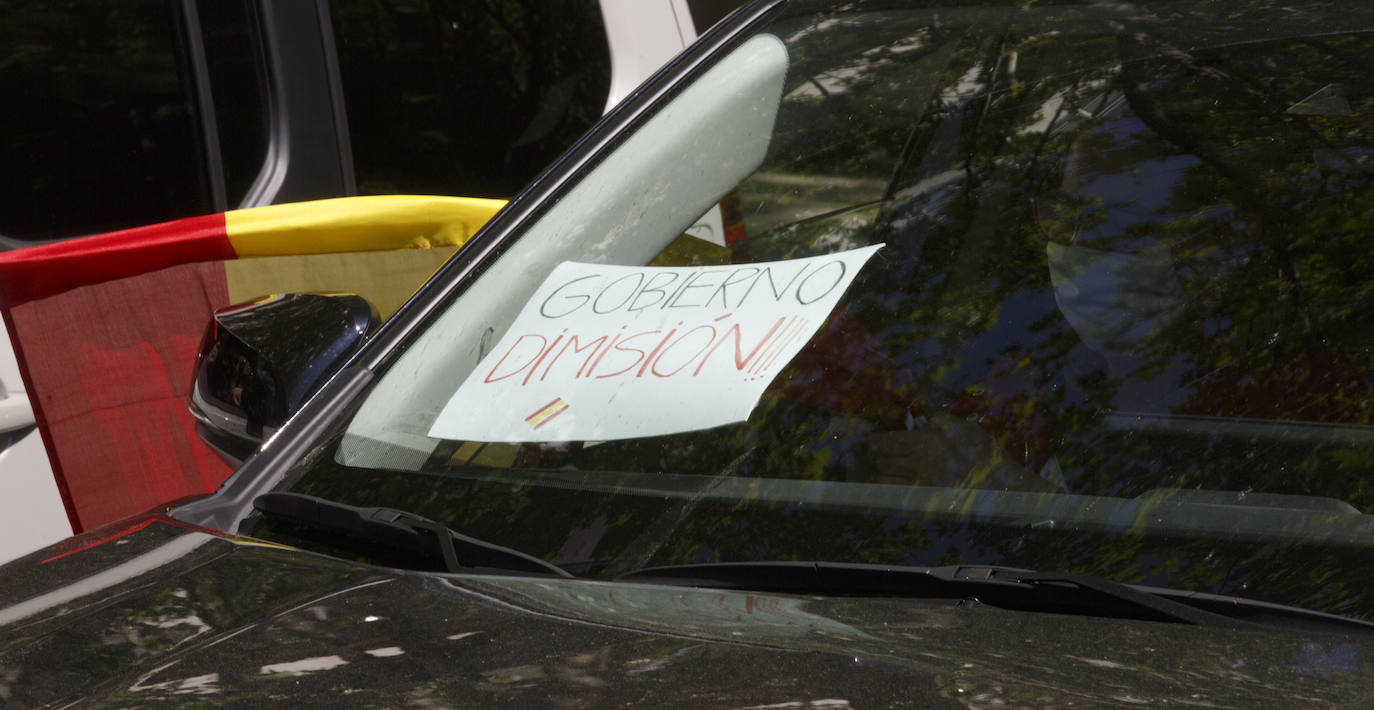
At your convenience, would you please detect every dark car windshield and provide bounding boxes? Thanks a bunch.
[258,0,1374,621]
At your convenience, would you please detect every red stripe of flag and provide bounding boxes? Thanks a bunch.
[0,213,235,307]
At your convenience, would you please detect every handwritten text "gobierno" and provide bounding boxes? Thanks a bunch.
[486,258,853,386]
[537,259,852,318]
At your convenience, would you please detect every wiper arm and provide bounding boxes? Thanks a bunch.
[253,492,571,578]
[618,561,1374,635]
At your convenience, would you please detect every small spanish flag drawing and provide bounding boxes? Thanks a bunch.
[525,398,570,431]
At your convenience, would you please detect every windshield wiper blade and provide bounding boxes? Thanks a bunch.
[618,561,1374,634]
[253,492,571,578]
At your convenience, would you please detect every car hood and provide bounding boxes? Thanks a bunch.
[0,516,1370,707]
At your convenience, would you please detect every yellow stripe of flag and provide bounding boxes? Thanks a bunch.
[224,195,507,257]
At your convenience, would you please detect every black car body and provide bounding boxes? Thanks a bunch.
[6,0,1374,705]
[2,516,1369,706]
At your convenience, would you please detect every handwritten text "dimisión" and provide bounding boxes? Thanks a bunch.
[483,313,812,386]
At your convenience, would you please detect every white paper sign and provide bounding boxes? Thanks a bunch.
[428,244,883,442]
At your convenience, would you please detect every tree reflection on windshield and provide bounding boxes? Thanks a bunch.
[275,4,1374,622]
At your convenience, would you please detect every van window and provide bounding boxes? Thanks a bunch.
[199,0,271,208]
[0,0,268,242]
[0,1,209,241]
[329,0,611,198]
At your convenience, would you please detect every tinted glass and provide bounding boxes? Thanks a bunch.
[270,1,1374,621]
[329,0,611,198]
[0,0,211,241]
[198,0,270,207]
[686,0,747,32]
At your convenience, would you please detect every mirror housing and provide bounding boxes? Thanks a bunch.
[189,292,378,466]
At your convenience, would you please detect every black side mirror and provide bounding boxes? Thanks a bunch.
[189,292,378,466]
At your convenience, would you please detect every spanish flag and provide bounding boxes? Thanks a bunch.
[0,195,504,534]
